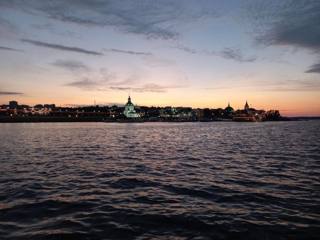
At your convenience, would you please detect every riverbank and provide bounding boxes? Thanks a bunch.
[0,116,308,123]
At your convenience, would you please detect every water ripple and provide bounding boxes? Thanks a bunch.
[0,121,320,239]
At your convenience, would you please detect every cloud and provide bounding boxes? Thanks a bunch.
[110,83,185,93]
[0,46,23,52]
[175,45,198,54]
[249,0,320,50]
[0,0,219,40]
[261,80,320,92]
[64,78,101,90]
[105,48,152,56]
[175,45,257,62]
[51,59,90,72]
[108,78,137,87]
[21,39,103,55]
[0,91,23,95]
[205,79,320,92]
[219,48,257,62]
[305,63,320,74]
[64,68,133,91]
[246,0,320,72]
[65,75,184,93]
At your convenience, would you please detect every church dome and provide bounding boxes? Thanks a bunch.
[225,103,234,112]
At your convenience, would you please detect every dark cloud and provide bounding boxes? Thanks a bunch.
[249,0,320,50]
[105,48,152,56]
[21,39,103,55]
[0,46,23,52]
[246,0,320,72]
[0,91,23,95]
[0,0,219,40]
[305,63,320,74]
[51,59,90,72]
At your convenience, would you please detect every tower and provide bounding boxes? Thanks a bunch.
[244,101,250,111]
[127,95,132,105]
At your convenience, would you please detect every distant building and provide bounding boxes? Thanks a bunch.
[34,104,44,109]
[160,107,175,118]
[233,101,260,122]
[194,108,204,120]
[44,104,56,109]
[224,102,234,115]
[123,96,140,118]
[244,101,250,112]
[9,101,18,109]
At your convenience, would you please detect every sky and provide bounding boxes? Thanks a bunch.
[0,0,319,116]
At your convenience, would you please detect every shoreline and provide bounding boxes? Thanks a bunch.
[0,116,317,123]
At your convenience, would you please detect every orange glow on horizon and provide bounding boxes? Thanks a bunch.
[1,89,319,117]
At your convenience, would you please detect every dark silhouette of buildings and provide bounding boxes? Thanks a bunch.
[9,101,18,109]
[0,99,285,122]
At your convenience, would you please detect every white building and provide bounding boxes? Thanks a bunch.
[123,96,140,118]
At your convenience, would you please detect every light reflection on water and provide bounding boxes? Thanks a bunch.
[0,121,319,239]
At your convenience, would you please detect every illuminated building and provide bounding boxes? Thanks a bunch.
[123,96,140,118]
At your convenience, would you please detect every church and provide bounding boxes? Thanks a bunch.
[123,96,140,118]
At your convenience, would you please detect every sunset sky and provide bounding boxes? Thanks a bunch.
[0,0,319,116]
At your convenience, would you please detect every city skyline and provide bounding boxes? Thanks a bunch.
[1,98,261,110]
[1,1,320,116]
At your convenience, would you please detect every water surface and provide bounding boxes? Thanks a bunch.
[0,121,319,239]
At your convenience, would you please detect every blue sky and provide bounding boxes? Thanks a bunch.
[0,0,319,116]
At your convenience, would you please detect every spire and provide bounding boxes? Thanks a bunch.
[127,95,132,105]
[244,100,249,110]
